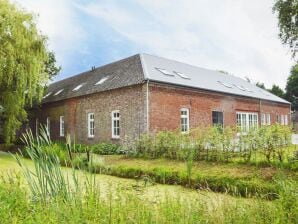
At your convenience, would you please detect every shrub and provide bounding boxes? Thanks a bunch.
[90,143,120,155]
[132,124,294,165]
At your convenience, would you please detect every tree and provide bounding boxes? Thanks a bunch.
[256,82,266,90]
[285,64,298,110]
[0,0,59,143]
[45,51,61,80]
[269,84,285,98]
[273,0,298,60]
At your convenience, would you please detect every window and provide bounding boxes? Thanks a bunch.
[46,117,50,135]
[72,84,84,91]
[261,113,271,125]
[95,77,109,85]
[173,71,190,79]
[155,68,174,76]
[217,81,233,88]
[261,113,266,125]
[60,116,65,137]
[233,84,246,91]
[212,111,223,128]
[236,112,258,132]
[180,108,189,133]
[54,89,64,96]
[112,111,120,138]
[285,115,288,125]
[87,113,95,138]
[276,115,280,124]
[266,114,271,125]
[281,115,285,125]
[43,92,52,99]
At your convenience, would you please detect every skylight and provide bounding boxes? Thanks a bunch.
[174,71,191,79]
[54,89,64,96]
[43,92,52,99]
[217,81,232,88]
[155,68,174,76]
[243,87,253,92]
[95,77,109,85]
[72,84,84,91]
[233,84,246,91]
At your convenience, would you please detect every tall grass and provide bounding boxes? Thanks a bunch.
[0,128,296,223]
[14,127,82,202]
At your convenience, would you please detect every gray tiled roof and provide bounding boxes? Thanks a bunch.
[42,54,144,103]
[43,53,290,104]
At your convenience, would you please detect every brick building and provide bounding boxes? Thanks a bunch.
[31,54,291,144]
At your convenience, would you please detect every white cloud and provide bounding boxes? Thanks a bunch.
[77,0,294,88]
[13,0,294,88]
[13,0,87,69]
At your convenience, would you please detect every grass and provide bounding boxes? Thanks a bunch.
[0,152,297,223]
[77,154,296,198]
[101,155,298,181]
[0,152,255,204]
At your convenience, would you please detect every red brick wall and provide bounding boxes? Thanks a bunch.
[148,83,290,133]
[34,84,147,144]
[30,82,290,144]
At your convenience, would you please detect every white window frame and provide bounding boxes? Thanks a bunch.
[87,113,95,138]
[261,113,266,125]
[236,112,258,132]
[266,114,271,125]
[284,114,288,125]
[46,117,50,136]
[59,116,65,137]
[111,110,120,139]
[281,115,285,125]
[180,108,190,134]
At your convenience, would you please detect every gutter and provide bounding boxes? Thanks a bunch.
[146,79,150,134]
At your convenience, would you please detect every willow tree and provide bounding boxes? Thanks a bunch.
[0,0,51,143]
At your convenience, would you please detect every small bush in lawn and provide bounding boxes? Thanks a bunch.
[90,143,120,155]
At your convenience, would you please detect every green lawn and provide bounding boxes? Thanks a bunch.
[0,151,256,205]
[95,155,298,181]
[1,152,296,223]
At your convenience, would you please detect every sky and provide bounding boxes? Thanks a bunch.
[14,0,295,89]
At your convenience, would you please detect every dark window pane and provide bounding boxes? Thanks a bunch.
[212,111,223,126]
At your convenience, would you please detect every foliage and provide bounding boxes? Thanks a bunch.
[44,51,61,80]
[269,84,285,98]
[285,64,298,110]
[15,127,79,202]
[256,82,266,89]
[0,0,60,144]
[0,174,297,223]
[133,124,293,165]
[273,0,298,59]
[90,142,120,155]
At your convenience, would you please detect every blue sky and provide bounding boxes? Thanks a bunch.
[15,0,294,88]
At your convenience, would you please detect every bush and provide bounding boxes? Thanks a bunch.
[132,124,294,165]
[90,143,120,155]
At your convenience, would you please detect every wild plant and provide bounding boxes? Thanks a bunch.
[14,127,81,203]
